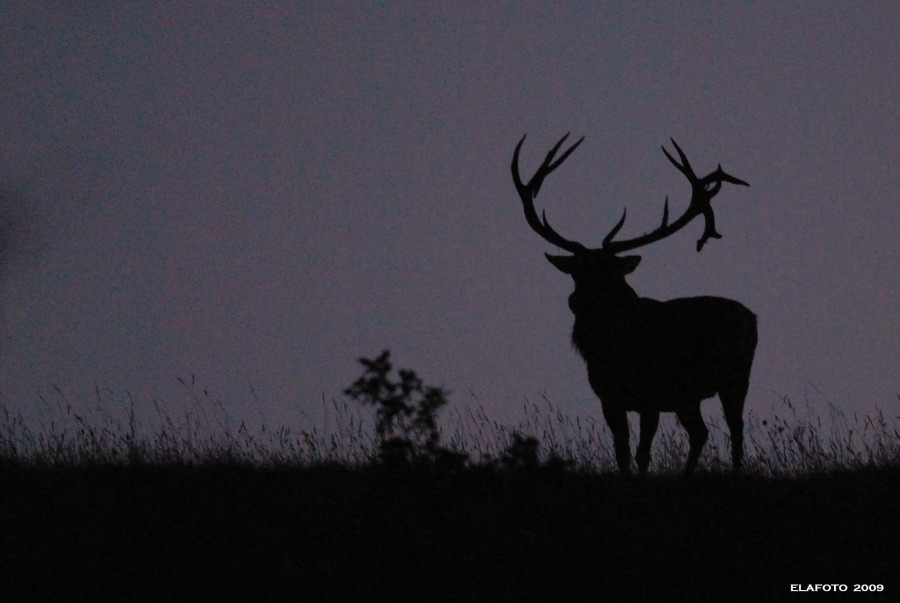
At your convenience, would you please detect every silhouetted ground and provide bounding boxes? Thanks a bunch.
[1,464,897,602]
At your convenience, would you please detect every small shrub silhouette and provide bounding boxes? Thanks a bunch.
[501,433,540,469]
[499,432,575,472]
[344,350,465,468]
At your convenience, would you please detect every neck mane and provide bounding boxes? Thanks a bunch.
[569,285,641,359]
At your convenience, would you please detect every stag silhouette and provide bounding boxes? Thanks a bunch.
[512,134,757,475]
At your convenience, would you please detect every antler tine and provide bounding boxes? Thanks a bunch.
[696,205,721,252]
[602,208,627,247]
[511,135,530,191]
[605,195,674,248]
[662,139,697,182]
[545,133,584,174]
[710,165,750,188]
[511,134,587,254]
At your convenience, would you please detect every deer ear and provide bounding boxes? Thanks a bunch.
[545,253,577,274]
[618,255,642,274]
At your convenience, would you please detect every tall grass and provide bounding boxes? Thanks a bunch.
[1,385,897,476]
[0,384,376,468]
[442,393,900,476]
[746,395,900,475]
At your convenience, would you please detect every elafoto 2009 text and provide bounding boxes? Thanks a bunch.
[790,584,884,593]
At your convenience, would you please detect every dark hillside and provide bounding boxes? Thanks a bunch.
[1,464,897,602]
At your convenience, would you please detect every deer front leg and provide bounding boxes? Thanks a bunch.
[636,411,660,476]
[602,405,631,475]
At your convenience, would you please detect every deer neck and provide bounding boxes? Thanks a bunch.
[568,280,639,314]
[569,284,641,358]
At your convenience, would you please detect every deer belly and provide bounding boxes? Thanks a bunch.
[587,357,719,411]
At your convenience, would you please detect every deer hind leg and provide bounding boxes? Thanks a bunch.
[719,380,749,473]
[602,406,631,475]
[636,411,659,476]
[676,407,708,475]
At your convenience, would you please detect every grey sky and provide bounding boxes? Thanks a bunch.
[1,3,897,431]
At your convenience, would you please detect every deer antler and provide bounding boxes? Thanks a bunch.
[512,135,748,255]
[603,139,749,253]
[511,133,587,254]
